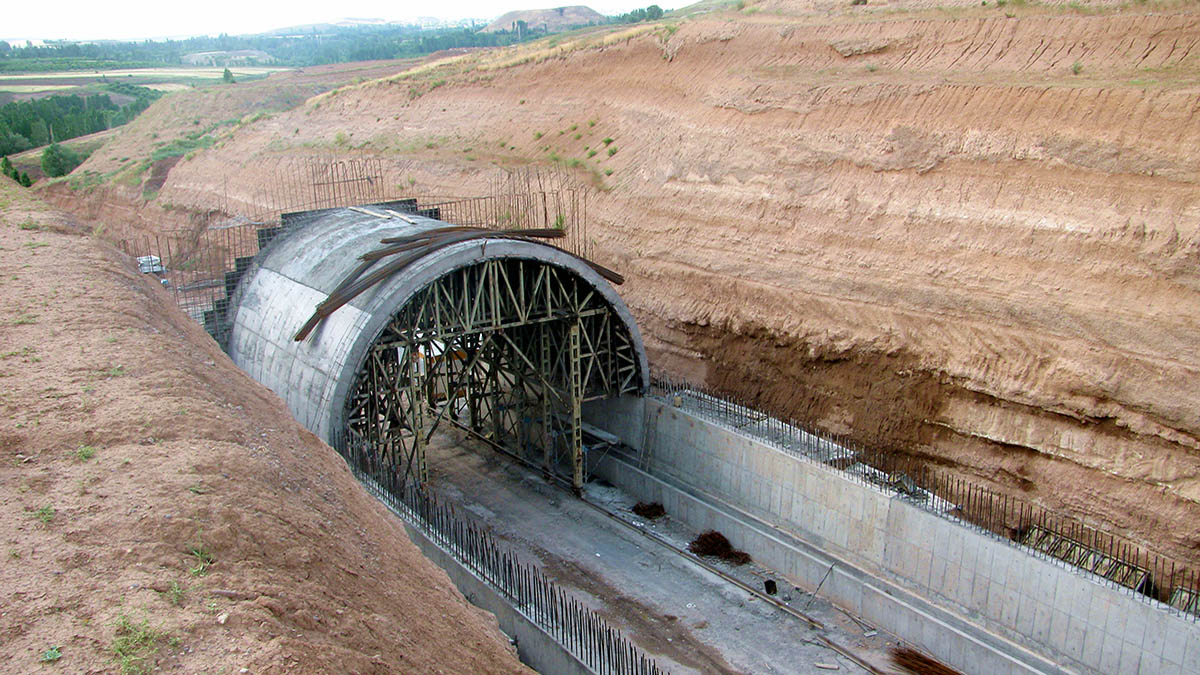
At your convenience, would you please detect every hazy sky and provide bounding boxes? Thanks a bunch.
[7,0,674,42]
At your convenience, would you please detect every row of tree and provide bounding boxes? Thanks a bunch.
[0,10,677,73]
[612,5,665,23]
[0,23,553,72]
[1,156,31,186]
[0,84,160,156]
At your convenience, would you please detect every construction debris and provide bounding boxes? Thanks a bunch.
[891,646,961,675]
[632,502,666,519]
[687,530,752,565]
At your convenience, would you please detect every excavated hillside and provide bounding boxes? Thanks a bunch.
[46,0,1200,567]
[0,183,528,672]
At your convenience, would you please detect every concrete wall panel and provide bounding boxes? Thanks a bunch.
[584,396,1200,675]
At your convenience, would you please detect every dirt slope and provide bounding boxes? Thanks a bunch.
[42,1,1200,565]
[0,182,528,672]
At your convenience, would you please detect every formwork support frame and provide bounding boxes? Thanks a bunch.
[344,257,641,493]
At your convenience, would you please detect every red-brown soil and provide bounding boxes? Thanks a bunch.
[41,1,1200,567]
[0,182,528,672]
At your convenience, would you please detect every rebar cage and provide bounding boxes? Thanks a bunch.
[344,257,644,492]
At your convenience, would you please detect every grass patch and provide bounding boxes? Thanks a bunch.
[110,614,169,675]
[31,505,55,524]
[1,346,38,361]
[607,146,618,157]
[149,134,215,162]
[164,581,185,606]
[40,646,62,663]
[187,543,214,576]
[74,445,97,462]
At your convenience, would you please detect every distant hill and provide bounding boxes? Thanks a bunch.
[481,6,606,34]
[182,49,274,66]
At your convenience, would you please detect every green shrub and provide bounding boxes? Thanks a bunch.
[41,143,82,177]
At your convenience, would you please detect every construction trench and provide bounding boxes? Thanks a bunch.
[137,200,1199,674]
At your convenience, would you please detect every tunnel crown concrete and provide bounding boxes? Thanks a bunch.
[228,203,648,489]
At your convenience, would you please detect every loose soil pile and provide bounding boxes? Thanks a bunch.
[0,182,528,672]
[631,502,666,519]
[688,530,752,565]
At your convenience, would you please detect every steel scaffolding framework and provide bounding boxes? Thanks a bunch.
[344,257,642,493]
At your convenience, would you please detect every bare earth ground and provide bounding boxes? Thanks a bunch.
[39,0,1200,571]
[0,182,529,673]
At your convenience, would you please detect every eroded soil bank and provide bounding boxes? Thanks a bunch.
[0,182,528,673]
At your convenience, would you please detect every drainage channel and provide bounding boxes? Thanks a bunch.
[425,428,899,674]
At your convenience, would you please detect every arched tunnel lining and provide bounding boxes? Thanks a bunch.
[226,205,648,490]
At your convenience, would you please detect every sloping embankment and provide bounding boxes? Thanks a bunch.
[0,182,528,672]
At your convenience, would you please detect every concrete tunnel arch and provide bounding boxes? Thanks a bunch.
[226,203,649,491]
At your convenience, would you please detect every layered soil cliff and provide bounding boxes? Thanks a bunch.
[47,1,1200,565]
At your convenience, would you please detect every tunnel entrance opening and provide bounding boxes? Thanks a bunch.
[343,257,643,493]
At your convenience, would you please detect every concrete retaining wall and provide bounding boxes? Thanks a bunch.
[584,395,1200,675]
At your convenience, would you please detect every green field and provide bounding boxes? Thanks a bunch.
[0,66,290,98]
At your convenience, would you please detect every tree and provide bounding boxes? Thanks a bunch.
[0,127,32,157]
[1,156,13,178]
[40,142,82,177]
[222,67,235,84]
[647,4,664,20]
[28,119,49,147]
[19,172,31,187]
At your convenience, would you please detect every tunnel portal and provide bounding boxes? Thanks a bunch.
[226,203,648,491]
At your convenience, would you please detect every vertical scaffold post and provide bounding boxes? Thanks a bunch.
[489,341,503,444]
[408,348,428,484]
[541,325,553,480]
[569,322,584,495]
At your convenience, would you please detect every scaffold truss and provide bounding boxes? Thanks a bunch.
[344,257,642,493]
